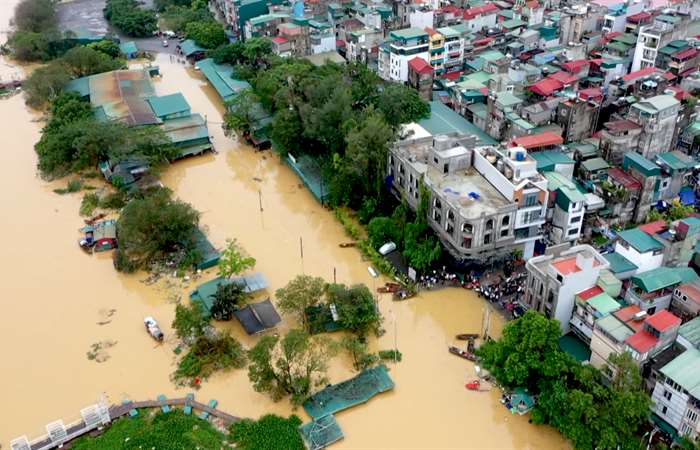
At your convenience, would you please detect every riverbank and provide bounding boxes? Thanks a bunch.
[0,45,569,449]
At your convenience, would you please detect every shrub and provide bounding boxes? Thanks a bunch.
[79,192,99,216]
[230,415,305,450]
[174,331,247,384]
[104,0,157,37]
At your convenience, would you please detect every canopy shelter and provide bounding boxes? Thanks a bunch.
[233,298,282,335]
[300,414,344,450]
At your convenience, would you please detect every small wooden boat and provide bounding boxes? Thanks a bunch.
[378,283,401,293]
[456,333,480,341]
[393,289,416,301]
[465,380,481,391]
[377,287,391,293]
[84,213,107,225]
[448,345,476,361]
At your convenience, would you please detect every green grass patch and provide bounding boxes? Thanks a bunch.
[72,410,227,449]
[230,414,304,450]
[378,349,402,362]
[79,192,100,216]
[54,179,83,194]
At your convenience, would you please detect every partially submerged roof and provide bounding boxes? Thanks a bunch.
[234,298,282,334]
[197,58,252,103]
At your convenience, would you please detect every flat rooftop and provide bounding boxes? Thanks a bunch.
[427,167,510,220]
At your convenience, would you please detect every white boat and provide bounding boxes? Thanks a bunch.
[144,317,164,342]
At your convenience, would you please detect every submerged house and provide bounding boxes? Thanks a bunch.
[65,69,213,161]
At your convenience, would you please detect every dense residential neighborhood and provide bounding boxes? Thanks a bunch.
[7,0,700,445]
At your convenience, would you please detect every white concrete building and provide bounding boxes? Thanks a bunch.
[409,7,434,29]
[631,13,691,71]
[462,3,499,32]
[524,244,610,332]
[383,27,430,82]
[651,348,700,439]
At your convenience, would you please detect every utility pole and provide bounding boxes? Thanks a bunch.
[300,236,304,274]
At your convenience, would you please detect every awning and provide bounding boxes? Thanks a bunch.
[651,413,678,440]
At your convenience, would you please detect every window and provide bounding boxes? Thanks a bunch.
[524,193,538,207]
[568,228,579,236]
[444,163,449,174]
[447,210,455,221]
[571,216,581,223]
[463,237,472,248]
[462,223,473,234]
[556,274,563,282]
[501,229,509,237]
[687,410,698,423]
[681,424,692,435]
[433,198,442,209]
[486,219,494,231]
[662,406,668,415]
[502,215,510,226]
[664,390,672,401]
[484,233,491,245]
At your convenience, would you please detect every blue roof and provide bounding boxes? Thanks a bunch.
[119,41,138,55]
[179,39,205,57]
[418,101,497,145]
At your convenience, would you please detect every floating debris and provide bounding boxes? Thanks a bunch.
[86,340,118,363]
[97,308,117,325]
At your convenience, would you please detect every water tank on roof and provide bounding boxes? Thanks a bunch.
[516,151,526,161]
[293,0,304,18]
[434,134,451,151]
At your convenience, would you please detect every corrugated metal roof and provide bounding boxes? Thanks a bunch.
[418,101,496,145]
[618,228,663,253]
[179,39,205,57]
[679,317,700,348]
[660,348,700,398]
[147,93,190,118]
[161,113,209,144]
[581,157,610,172]
[197,58,252,103]
[588,292,621,317]
[631,267,699,293]
[623,151,661,176]
[603,252,638,274]
[595,315,634,343]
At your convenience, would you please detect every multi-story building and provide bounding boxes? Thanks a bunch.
[650,348,700,439]
[625,266,700,314]
[601,167,642,226]
[655,151,698,201]
[671,282,700,322]
[570,286,621,343]
[424,27,445,75]
[631,12,691,71]
[628,95,681,159]
[472,146,549,258]
[543,171,586,244]
[599,119,642,166]
[462,3,499,32]
[437,26,463,74]
[407,57,433,101]
[622,151,662,223]
[388,133,520,263]
[523,244,610,331]
[378,27,430,82]
[309,20,336,54]
[656,40,700,79]
[345,28,383,63]
[601,0,648,33]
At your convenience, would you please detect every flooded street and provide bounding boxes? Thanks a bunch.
[0,6,568,445]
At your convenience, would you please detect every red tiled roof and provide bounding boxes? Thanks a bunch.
[408,57,433,75]
[526,0,539,8]
[604,119,640,132]
[272,36,288,44]
[549,71,578,85]
[474,36,495,46]
[512,131,564,149]
[645,309,681,333]
[577,286,604,301]
[608,168,642,190]
[464,2,499,19]
[443,70,463,80]
[623,66,657,82]
[561,59,590,74]
[663,71,676,80]
[579,87,603,100]
[439,5,462,14]
[614,305,644,330]
[680,67,698,77]
[552,257,581,275]
[674,47,698,60]
[605,31,622,40]
[639,220,667,235]
[678,283,700,302]
[626,330,658,353]
[627,11,652,23]
[529,78,564,96]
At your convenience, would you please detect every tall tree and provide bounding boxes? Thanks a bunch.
[326,283,382,338]
[247,329,337,405]
[218,239,256,279]
[185,20,227,49]
[224,89,260,136]
[276,275,326,331]
[376,83,430,128]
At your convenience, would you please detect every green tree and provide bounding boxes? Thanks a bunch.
[341,335,379,371]
[115,188,200,271]
[666,199,695,221]
[7,30,51,61]
[376,83,430,128]
[230,414,305,450]
[104,0,157,37]
[247,329,337,405]
[161,5,212,32]
[13,0,56,33]
[224,89,260,136]
[477,310,568,390]
[172,302,209,342]
[275,275,326,331]
[87,39,122,58]
[218,238,256,279]
[210,281,247,320]
[23,61,71,107]
[367,216,401,249]
[326,283,382,337]
[174,331,247,382]
[270,107,303,155]
[42,92,93,133]
[185,20,227,49]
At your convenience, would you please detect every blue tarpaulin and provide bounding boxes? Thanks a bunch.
[680,187,696,206]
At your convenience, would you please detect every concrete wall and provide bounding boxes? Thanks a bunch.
[614,241,663,274]
[652,380,689,431]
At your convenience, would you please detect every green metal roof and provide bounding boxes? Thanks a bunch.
[418,101,496,145]
[679,317,700,349]
[65,77,90,97]
[390,27,428,40]
[660,348,700,398]
[603,252,638,274]
[147,93,190,118]
[623,151,661,176]
[631,267,699,293]
[467,102,487,119]
[179,39,205,57]
[197,58,251,103]
[632,95,679,114]
[248,12,289,25]
[436,26,459,38]
[119,41,138,55]
[657,151,697,171]
[502,18,526,29]
[606,41,631,53]
[657,14,683,24]
[614,33,637,45]
[569,142,598,157]
[581,157,610,172]
[588,292,621,316]
[544,171,585,208]
[480,50,506,61]
[618,228,663,253]
[496,91,523,107]
[533,151,575,171]
[595,315,634,343]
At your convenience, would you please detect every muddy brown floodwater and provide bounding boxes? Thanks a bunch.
[0,5,569,443]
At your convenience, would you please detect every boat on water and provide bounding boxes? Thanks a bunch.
[448,345,476,361]
[393,289,416,301]
[144,317,164,342]
[456,333,479,340]
[339,242,356,248]
[78,219,117,253]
